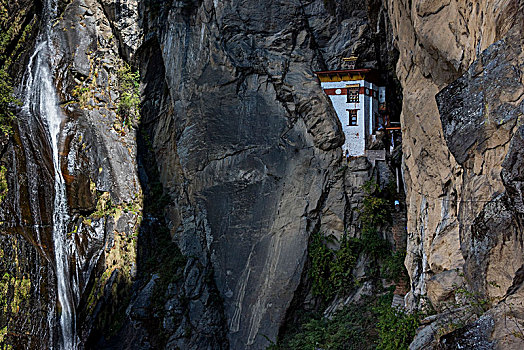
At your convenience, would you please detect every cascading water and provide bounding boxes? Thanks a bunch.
[22,0,76,348]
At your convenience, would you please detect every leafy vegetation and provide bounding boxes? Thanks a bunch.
[0,271,31,350]
[0,273,31,314]
[375,297,421,350]
[71,59,140,135]
[270,293,420,350]
[309,231,337,299]
[381,250,408,284]
[359,181,392,257]
[71,84,91,108]
[0,166,7,203]
[443,283,491,316]
[270,303,377,350]
[309,180,407,301]
[0,4,35,137]
[281,180,418,349]
[117,63,140,125]
[329,235,361,295]
[0,326,7,347]
[309,232,360,301]
[359,181,392,226]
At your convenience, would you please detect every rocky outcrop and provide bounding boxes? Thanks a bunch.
[0,1,51,348]
[1,0,144,348]
[385,0,524,348]
[136,0,345,346]
[133,0,401,348]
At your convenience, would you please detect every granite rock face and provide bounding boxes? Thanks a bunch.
[136,0,397,348]
[385,0,524,348]
[1,0,400,349]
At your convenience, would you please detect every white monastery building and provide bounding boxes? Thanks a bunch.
[315,68,387,157]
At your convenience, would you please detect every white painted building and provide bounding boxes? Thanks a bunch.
[315,69,386,157]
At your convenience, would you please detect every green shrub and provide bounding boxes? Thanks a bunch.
[277,180,417,350]
[360,181,391,228]
[117,63,140,124]
[381,250,409,284]
[375,296,420,350]
[272,301,378,350]
[309,231,336,300]
[358,181,393,259]
[271,294,421,350]
[72,85,91,107]
[309,232,360,301]
[329,235,361,295]
[309,181,399,301]
[269,294,420,350]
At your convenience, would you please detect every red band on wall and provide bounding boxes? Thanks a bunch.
[323,87,378,97]
[323,88,348,95]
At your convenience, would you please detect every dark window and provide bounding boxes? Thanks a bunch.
[348,109,358,126]
[347,86,359,103]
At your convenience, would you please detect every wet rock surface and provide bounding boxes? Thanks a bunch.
[1,0,143,348]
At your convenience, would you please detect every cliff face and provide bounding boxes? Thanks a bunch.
[2,0,524,349]
[1,0,143,347]
[135,0,397,348]
[1,0,400,349]
[386,0,524,348]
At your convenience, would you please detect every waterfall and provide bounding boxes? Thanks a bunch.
[22,0,76,348]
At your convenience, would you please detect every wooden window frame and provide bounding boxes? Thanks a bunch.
[347,84,360,103]
[347,109,358,126]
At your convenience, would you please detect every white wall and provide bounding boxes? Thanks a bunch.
[320,79,382,157]
[327,93,366,156]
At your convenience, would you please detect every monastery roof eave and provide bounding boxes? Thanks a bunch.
[314,68,382,85]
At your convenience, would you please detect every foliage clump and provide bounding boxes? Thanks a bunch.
[0,69,18,136]
[0,165,7,203]
[309,232,360,301]
[375,297,420,350]
[270,293,420,350]
[288,179,418,349]
[0,272,31,323]
[0,3,35,137]
[71,85,91,108]
[359,180,392,257]
[117,63,140,125]
[381,249,408,284]
[0,326,7,345]
[359,180,410,283]
[309,180,407,301]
